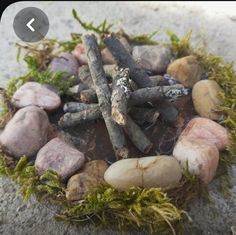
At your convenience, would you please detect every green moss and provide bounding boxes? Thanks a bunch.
[166,30,192,58]
[57,183,183,235]
[72,9,113,37]
[59,33,83,52]
[0,154,64,201]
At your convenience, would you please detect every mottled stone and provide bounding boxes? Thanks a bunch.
[179,117,229,150]
[132,45,172,74]
[192,80,223,120]
[173,137,219,184]
[104,156,182,190]
[66,160,108,201]
[12,82,61,111]
[102,37,131,64]
[0,106,50,158]
[35,137,85,181]
[167,56,202,87]
[49,52,79,84]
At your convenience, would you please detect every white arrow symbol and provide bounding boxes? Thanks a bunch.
[26,18,35,32]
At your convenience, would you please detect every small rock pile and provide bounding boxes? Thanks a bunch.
[0,32,230,201]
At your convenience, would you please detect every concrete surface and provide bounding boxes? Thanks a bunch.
[0,1,236,235]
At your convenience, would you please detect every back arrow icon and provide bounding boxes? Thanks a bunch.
[26,18,35,32]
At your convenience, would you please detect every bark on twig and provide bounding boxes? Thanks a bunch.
[59,106,102,128]
[82,34,129,159]
[111,68,131,125]
[63,102,99,113]
[124,115,153,153]
[129,84,187,106]
[104,33,154,88]
[78,65,94,89]
[129,107,160,126]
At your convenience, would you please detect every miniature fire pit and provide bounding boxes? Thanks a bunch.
[0,10,235,235]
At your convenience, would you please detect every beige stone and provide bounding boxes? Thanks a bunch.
[192,80,223,120]
[167,55,202,87]
[104,156,182,191]
[66,160,108,201]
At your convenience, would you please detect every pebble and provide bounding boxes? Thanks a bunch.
[35,137,85,181]
[0,106,50,158]
[132,45,172,74]
[71,44,88,65]
[179,117,229,150]
[104,156,182,190]
[167,55,202,87]
[173,137,219,184]
[66,160,108,201]
[49,52,79,84]
[12,82,61,112]
[102,37,131,64]
[192,80,223,120]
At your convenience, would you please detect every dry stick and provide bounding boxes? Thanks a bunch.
[82,34,129,159]
[104,33,154,88]
[63,102,99,113]
[124,115,153,153]
[59,106,102,128]
[129,84,187,106]
[129,107,160,126]
[111,68,131,125]
[78,65,94,88]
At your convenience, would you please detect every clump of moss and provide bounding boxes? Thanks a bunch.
[0,153,64,201]
[57,183,184,235]
[166,30,192,58]
[59,33,83,52]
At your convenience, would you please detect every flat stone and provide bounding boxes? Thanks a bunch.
[173,137,219,184]
[0,106,50,158]
[35,137,85,181]
[66,160,108,201]
[179,117,230,150]
[167,55,202,87]
[104,155,182,190]
[192,80,223,120]
[12,82,61,111]
[132,45,172,74]
[49,52,79,84]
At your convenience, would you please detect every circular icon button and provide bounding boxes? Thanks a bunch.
[13,7,49,42]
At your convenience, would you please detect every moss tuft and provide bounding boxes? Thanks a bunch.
[57,183,184,235]
[0,153,64,201]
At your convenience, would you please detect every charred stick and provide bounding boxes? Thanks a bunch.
[129,84,188,106]
[78,65,94,89]
[59,106,102,128]
[63,102,99,113]
[111,68,131,125]
[82,34,129,159]
[124,115,153,153]
[129,107,160,126]
[104,33,154,88]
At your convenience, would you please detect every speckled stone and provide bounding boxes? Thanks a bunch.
[0,106,50,158]
[35,137,85,181]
